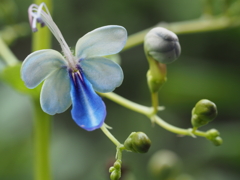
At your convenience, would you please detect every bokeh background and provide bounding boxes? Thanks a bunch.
[0,0,240,179]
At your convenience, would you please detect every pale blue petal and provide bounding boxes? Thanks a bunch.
[70,71,106,131]
[80,57,123,93]
[21,49,67,89]
[75,25,127,59]
[40,67,71,115]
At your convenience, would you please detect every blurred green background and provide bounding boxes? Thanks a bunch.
[0,0,240,179]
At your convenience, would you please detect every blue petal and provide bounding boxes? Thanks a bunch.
[21,49,67,88]
[75,25,127,59]
[80,57,123,93]
[40,67,71,115]
[70,71,106,131]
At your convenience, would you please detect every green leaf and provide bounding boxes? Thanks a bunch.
[0,63,41,98]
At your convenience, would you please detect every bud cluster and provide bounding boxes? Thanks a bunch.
[109,160,121,180]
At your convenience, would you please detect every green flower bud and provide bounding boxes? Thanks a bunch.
[124,132,151,153]
[110,170,121,180]
[109,167,115,173]
[113,160,121,170]
[148,150,180,179]
[211,136,223,146]
[206,129,223,146]
[144,27,181,64]
[191,99,217,128]
[206,129,220,139]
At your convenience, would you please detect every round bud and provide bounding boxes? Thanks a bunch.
[191,99,217,128]
[113,160,121,170]
[110,170,121,180]
[124,132,151,153]
[109,167,115,173]
[144,27,181,64]
[212,136,223,146]
[148,150,180,179]
[206,129,220,139]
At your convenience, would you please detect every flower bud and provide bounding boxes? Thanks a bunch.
[206,129,220,139]
[191,99,217,128]
[211,136,223,146]
[144,27,181,64]
[113,160,121,170]
[206,129,223,146]
[110,170,121,180]
[124,132,151,153]
[148,150,180,179]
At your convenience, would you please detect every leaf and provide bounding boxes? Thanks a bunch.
[0,63,41,98]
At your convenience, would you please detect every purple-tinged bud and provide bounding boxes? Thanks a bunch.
[144,27,181,64]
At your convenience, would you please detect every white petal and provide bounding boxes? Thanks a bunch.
[80,57,123,93]
[21,49,67,89]
[75,25,127,59]
[40,67,71,115]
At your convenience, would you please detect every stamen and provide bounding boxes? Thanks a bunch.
[28,3,77,70]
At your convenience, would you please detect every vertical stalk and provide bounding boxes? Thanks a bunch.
[32,0,52,51]
[33,99,52,180]
[151,92,159,114]
[32,0,52,180]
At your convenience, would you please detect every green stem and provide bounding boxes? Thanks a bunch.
[153,115,207,137]
[100,123,122,147]
[123,16,240,51]
[0,35,18,66]
[100,92,208,138]
[99,92,153,116]
[33,99,52,180]
[32,1,52,180]
[151,92,159,115]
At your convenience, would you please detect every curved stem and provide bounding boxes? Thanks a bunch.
[33,99,52,180]
[153,115,207,137]
[100,123,123,147]
[123,16,240,51]
[99,92,153,116]
[101,92,208,138]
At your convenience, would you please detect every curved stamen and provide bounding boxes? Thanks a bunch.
[28,3,77,70]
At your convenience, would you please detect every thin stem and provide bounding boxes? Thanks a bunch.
[99,92,152,116]
[154,115,207,137]
[101,92,208,138]
[33,99,52,180]
[0,35,18,66]
[123,16,240,51]
[151,92,159,115]
[100,124,122,147]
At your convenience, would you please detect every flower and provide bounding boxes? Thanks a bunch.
[21,3,127,131]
